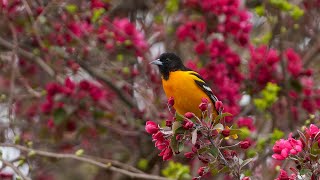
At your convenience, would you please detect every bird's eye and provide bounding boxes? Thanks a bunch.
[165,58,170,62]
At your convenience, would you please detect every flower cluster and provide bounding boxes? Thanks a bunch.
[249,45,320,115]
[272,134,303,160]
[41,77,113,129]
[182,0,252,46]
[145,121,173,161]
[248,45,280,88]
[275,169,297,180]
[146,98,252,179]
[237,117,256,131]
[187,40,244,122]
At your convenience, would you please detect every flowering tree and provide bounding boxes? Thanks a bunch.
[0,0,320,180]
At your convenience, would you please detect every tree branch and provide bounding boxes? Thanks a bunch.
[0,143,168,180]
[0,36,137,108]
[75,59,136,108]
[0,36,64,83]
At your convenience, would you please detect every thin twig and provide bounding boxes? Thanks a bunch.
[0,143,168,180]
[0,36,64,83]
[0,158,31,180]
[74,59,136,108]
[208,137,229,166]
[0,36,137,108]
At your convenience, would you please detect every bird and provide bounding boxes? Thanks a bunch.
[150,52,220,119]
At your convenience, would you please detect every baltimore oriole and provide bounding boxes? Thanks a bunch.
[151,52,220,119]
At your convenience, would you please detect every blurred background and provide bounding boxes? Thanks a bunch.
[0,0,319,179]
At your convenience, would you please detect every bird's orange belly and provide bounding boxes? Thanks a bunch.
[162,72,212,118]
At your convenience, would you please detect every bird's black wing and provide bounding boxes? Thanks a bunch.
[189,72,220,115]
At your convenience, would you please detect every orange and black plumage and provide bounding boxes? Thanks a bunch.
[151,52,220,119]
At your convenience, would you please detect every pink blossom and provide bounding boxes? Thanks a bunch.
[197,166,206,176]
[237,117,255,131]
[182,120,194,130]
[167,97,174,106]
[41,99,54,114]
[145,121,159,134]
[184,112,194,119]
[286,48,302,77]
[91,0,109,10]
[184,152,195,159]
[215,101,223,111]
[275,169,297,180]
[305,124,319,138]
[47,118,55,129]
[46,82,63,97]
[79,80,91,90]
[161,147,173,161]
[165,119,173,127]
[194,40,207,54]
[89,86,106,101]
[272,135,303,160]
[199,102,208,111]
[239,140,251,149]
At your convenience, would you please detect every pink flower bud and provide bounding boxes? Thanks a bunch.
[222,129,230,137]
[290,149,297,155]
[162,147,173,161]
[197,167,206,176]
[152,131,164,141]
[184,152,195,159]
[167,97,174,106]
[199,102,208,111]
[242,177,250,180]
[183,120,194,130]
[145,121,159,134]
[239,140,251,149]
[176,134,183,141]
[184,112,194,119]
[215,100,223,111]
[272,154,286,160]
[201,97,209,103]
[165,119,173,127]
[281,149,288,158]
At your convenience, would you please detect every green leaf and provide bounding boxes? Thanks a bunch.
[254,5,265,16]
[209,145,218,157]
[175,113,184,121]
[172,121,182,133]
[290,6,304,20]
[215,112,232,123]
[229,129,242,136]
[198,147,209,154]
[162,161,191,180]
[137,159,148,171]
[246,149,257,158]
[299,168,311,176]
[271,128,284,143]
[178,143,184,152]
[92,8,106,23]
[170,135,179,153]
[239,127,250,139]
[165,0,179,13]
[65,4,78,13]
[53,108,67,125]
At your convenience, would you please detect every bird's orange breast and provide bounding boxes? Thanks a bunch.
[162,71,214,118]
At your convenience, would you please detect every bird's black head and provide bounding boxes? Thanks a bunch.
[150,53,186,80]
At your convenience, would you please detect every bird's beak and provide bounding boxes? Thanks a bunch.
[150,59,163,66]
